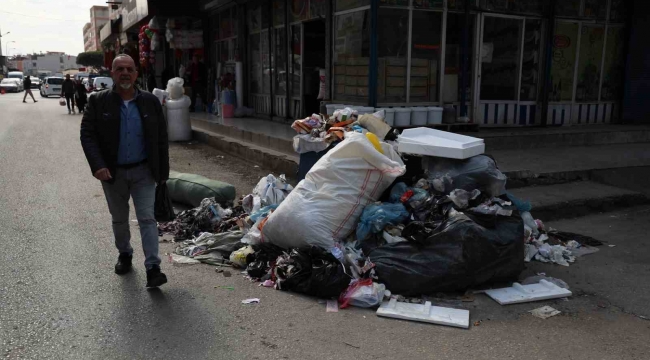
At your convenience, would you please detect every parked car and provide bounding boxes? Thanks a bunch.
[1,78,22,92]
[40,77,64,97]
[29,76,41,89]
[92,77,114,91]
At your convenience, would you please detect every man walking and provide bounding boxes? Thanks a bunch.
[80,54,170,288]
[61,74,76,114]
[22,76,37,103]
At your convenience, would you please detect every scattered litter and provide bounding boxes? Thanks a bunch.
[326,300,339,313]
[222,271,232,277]
[608,244,616,248]
[215,286,234,291]
[529,306,561,319]
[473,320,482,326]
[242,298,260,304]
[169,253,201,265]
[484,280,572,305]
[377,298,470,329]
[260,280,275,288]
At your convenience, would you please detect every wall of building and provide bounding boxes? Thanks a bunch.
[21,53,79,76]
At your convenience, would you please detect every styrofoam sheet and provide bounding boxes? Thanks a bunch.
[398,140,485,159]
[484,280,572,305]
[397,128,485,159]
[376,298,470,329]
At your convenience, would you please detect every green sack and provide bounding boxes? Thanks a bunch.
[167,170,236,208]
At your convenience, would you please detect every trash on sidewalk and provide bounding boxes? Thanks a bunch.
[529,306,561,319]
[242,298,260,304]
[169,253,201,266]
[376,298,470,329]
[484,280,572,305]
[326,300,339,313]
[339,279,386,309]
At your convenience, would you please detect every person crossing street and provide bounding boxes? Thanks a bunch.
[22,76,37,103]
[60,74,76,114]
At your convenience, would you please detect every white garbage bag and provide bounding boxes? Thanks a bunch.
[166,77,185,100]
[252,174,294,206]
[262,132,406,250]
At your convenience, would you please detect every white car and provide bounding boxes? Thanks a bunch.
[0,78,23,92]
[29,76,41,89]
[92,77,114,91]
[40,77,64,97]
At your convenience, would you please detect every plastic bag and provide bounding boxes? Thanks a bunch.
[448,189,481,209]
[424,155,507,197]
[339,279,386,308]
[358,114,392,140]
[249,204,279,223]
[274,247,351,298]
[59,98,66,106]
[356,203,409,241]
[370,209,524,296]
[241,217,265,245]
[293,134,330,154]
[166,77,185,100]
[229,245,255,268]
[252,174,294,207]
[263,132,406,250]
[154,182,176,222]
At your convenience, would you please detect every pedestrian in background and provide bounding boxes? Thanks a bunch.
[75,78,88,114]
[22,76,37,103]
[80,54,170,288]
[60,74,76,114]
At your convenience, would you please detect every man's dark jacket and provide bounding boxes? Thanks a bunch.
[80,87,169,184]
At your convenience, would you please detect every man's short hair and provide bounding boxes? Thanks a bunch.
[112,54,135,70]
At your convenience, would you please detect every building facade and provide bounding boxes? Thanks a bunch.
[100,0,643,126]
[83,6,109,52]
[21,52,80,76]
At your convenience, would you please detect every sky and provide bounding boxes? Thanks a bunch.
[0,0,108,57]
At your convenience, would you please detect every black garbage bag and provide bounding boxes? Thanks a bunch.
[154,182,176,222]
[275,247,351,298]
[369,210,524,296]
[246,243,286,279]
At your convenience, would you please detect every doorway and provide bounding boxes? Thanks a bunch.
[301,19,326,117]
[476,15,542,126]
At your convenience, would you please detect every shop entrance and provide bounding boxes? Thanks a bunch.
[301,19,326,117]
[476,14,542,126]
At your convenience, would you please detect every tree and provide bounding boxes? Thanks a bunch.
[77,51,104,68]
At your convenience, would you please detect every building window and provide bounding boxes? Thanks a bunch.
[336,0,370,12]
[377,7,409,103]
[575,25,605,102]
[480,16,522,101]
[520,19,542,101]
[556,0,581,17]
[549,21,579,102]
[410,10,442,103]
[333,9,370,103]
[601,26,625,101]
[443,12,476,103]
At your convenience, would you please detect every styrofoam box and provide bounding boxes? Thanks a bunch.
[394,108,411,127]
[397,127,485,159]
[377,298,470,329]
[410,107,428,126]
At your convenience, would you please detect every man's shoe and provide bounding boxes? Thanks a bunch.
[23,100,26,103]
[114,253,133,275]
[146,266,168,288]
[34,100,37,103]
[68,110,71,114]
[72,110,76,114]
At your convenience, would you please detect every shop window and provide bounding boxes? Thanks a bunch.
[336,0,370,12]
[250,33,262,94]
[549,21,579,102]
[291,24,302,97]
[333,9,370,103]
[583,0,607,19]
[520,19,542,101]
[413,0,444,9]
[609,0,628,22]
[575,25,604,102]
[379,0,409,7]
[480,16,522,101]
[448,0,469,11]
[249,0,261,33]
[377,8,409,103]
[311,0,327,19]
[481,0,544,14]
[291,0,310,22]
[220,8,235,39]
[274,28,287,96]
[556,0,580,17]
[410,10,442,102]
[443,12,476,103]
[601,27,625,101]
[262,32,271,94]
[273,0,286,27]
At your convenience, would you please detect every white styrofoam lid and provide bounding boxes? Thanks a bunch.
[400,128,484,149]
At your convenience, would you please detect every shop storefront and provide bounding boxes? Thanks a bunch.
[174,0,635,127]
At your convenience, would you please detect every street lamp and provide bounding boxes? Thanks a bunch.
[6,41,15,57]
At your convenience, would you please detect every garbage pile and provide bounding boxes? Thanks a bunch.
[158,109,602,328]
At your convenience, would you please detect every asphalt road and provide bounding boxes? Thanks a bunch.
[1,92,650,360]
